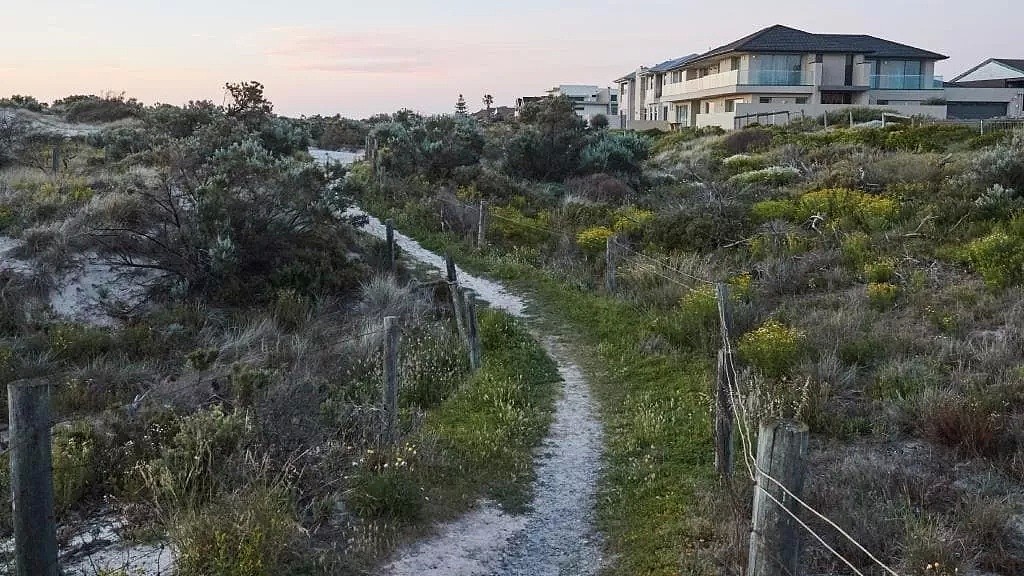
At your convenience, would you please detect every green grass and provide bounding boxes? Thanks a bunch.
[350,308,560,524]
[364,200,721,575]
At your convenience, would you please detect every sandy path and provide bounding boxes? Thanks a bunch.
[351,208,605,576]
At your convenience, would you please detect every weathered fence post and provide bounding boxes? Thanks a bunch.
[382,316,400,444]
[465,290,482,371]
[849,110,854,129]
[445,254,468,343]
[605,235,617,294]
[8,378,58,576]
[51,144,61,175]
[385,219,397,276]
[715,283,736,479]
[748,421,810,576]
[715,349,735,479]
[980,119,986,135]
[477,200,488,249]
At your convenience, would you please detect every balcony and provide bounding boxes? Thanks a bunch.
[870,74,945,90]
[662,68,814,99]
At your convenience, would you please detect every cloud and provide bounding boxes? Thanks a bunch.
[265,28,442,75]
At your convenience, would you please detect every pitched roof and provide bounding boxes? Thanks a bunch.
[650,54,701,73]
[992,59,1024,74]
[950,58,1024,82]
[690,24,946,66]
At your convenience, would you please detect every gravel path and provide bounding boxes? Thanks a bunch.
[350,208,605,576]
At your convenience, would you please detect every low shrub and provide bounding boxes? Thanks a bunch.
[727,166,800,187]
[576,226,614,254]
[960,218,1024,288]
[52,422,98,514]
[738,319,806,377]
[866,282,900,309]
[172,487,306,576]
[863,259,896,283]
[720,153,767,175]
[719,127,773,155]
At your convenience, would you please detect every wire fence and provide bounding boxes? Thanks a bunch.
[467,198,905,575]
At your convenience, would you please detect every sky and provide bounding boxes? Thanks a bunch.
[1,0,1022,118]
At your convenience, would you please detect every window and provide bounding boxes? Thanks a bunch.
[611,104,618,115]
[759,96,772,104]
[703,101,711,114]
[821,92,853,104]
[675,104,689,125]
[796,97,808,104]
[730,57,742,71]
[725,100,736,112]
[876,100,889,105]
[670,70,683,83]
[748,54,803,85]
[871,60,924,89]
[610,94,617,101]
[814,54,824,64]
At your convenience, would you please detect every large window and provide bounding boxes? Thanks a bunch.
[747,54,803,85]
[871,60,924,89]
[675,104,689,125]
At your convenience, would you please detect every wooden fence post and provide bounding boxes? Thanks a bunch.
[748,421,810,576]
[445,254,468,344]
[715,349,735,479]
[51,144,60,175]
[382,316,400,444]
[605,235,617,294]
[465,290,482,371]
[8,379,58,576]
[385,219,397,276]
[715,283,733,345]
[477,200,488,249]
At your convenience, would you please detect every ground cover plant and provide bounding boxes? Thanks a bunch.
[0,88,561,575]
[352,99,1024,575]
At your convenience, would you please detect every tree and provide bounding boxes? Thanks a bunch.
[455,94,468,116]
[590,114,609,130]
[483,94,494,111]
[225,81,273,123]
[504,96,588,181]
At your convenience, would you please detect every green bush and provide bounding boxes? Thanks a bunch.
[728,166,800,187]
[866,282,900,309]
[578,131,650,178]
[142,406,250,511]
[960,216,1024,288]
[721,153,767,175]
[576,226,614,254]
[172,487,306,576]
[650,286,720,353]
[53,422,98,514]
[719,127,773,155]
[738,319,806,377]
[863,259,896,283]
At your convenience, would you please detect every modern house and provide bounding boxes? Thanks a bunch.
[945,59,1024,119]
[516,85,621,127]
[615,55,699,130]
[616,24,949,130]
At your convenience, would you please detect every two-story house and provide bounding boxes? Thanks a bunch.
[518,85,621,127]
[619,25,949,130]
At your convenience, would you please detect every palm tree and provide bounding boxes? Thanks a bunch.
[483,94,494,111]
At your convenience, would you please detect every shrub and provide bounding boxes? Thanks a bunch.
[401,326,470,408]
[863,259,896,283]
[728,166,800,187]
[721,153,767,175]
[590,114,609,130]
[866,282,900,309]
[578,131,650,178]
[576,226,614,253]
[796,188,900,232]
[612,206,654,235]
[974,183,1022,219]
[646,202,753,253]
[719,127,773,155]
[738,319,806,377]
[957,134,1024,194]
[172,487,306,576]
[56,93,142,123]
[142,406,250,511]
[52,422,98,514]
[650,285,720,353]
[960,218,1024,288]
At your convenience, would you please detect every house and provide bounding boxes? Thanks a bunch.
[471,106,517,122]
[616,24,949,130]
[945,59,1024,119]
[516,85,621,127]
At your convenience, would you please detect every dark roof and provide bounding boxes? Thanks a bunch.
[992,59,1024,73]
[950,58,1024,82]
[650,54,701,73]
[690,24,946,67]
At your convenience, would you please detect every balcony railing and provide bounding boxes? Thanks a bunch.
[870,74,944,90]
[663,68,813,98]
[740,69,812,86]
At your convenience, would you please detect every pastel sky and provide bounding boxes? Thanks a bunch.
[1,0,1021,118]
